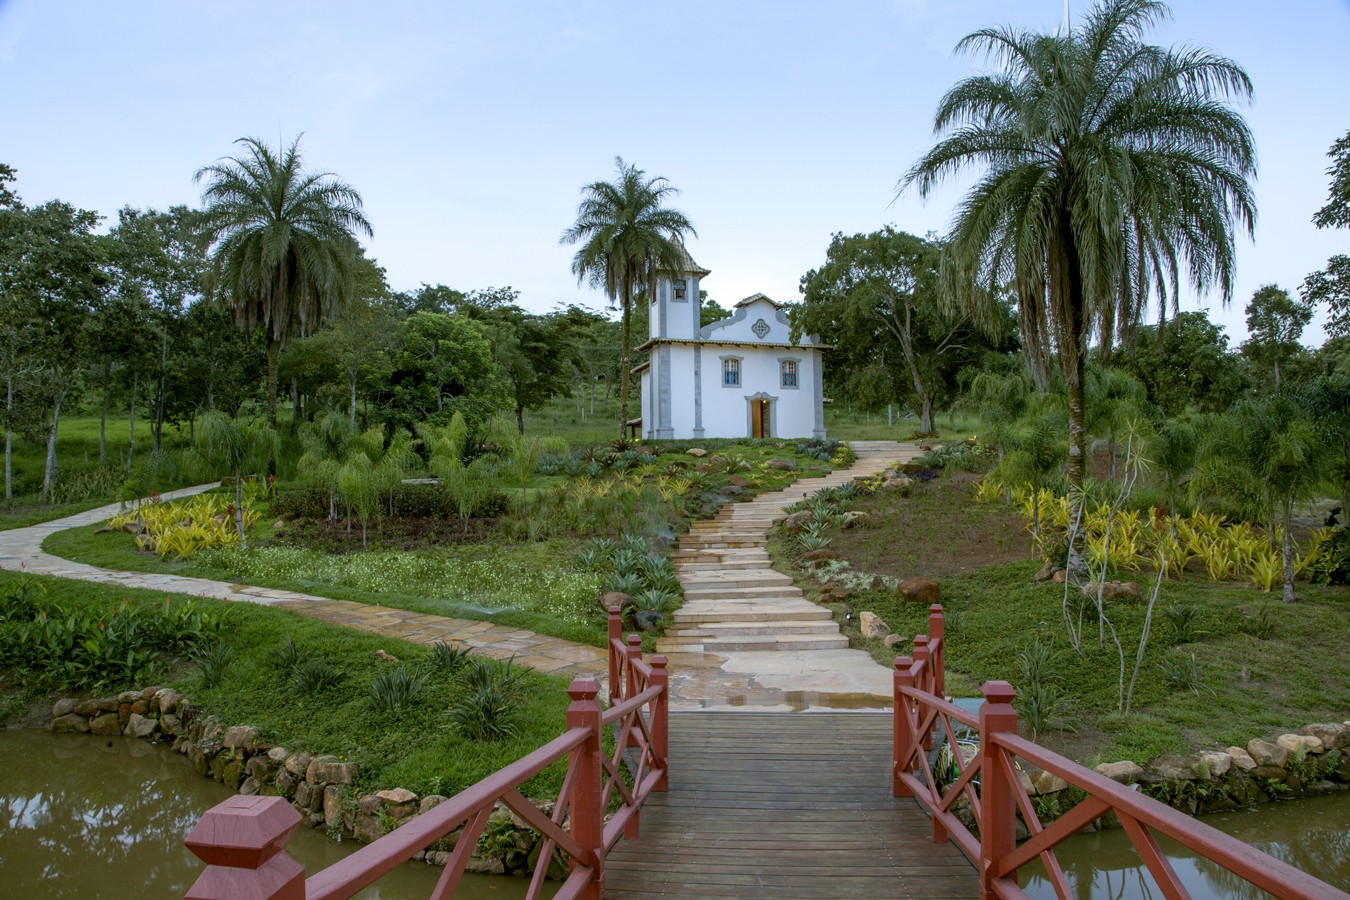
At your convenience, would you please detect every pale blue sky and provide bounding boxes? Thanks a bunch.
[3,0,1347,345]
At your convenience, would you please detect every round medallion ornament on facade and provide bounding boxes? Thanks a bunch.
[751,318,770,338]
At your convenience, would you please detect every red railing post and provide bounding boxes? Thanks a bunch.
[650,654,670,792]
[978,680,1019,900]
[565,677,605,899]
[625,634,643,747]
[607,606,623,706]
[183,795,305,899]
[928,604,945,698]
[893,656,914,797]
[913,636,931,750]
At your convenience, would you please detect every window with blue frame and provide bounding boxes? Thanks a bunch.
[780,360,798,388]
[722,358,740,387]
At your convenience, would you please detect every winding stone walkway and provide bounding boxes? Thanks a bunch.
[0,440,917,704]
[0,486,607,680]
[659,440,921,710]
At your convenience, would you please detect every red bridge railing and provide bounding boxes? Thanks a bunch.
[893,604,1349,899]
[183,607,666,899]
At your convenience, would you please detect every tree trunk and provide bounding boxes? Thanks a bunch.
[291,376,300,434]
[1051,204,1089,577]
[42,387,65,503]
[234,476,247,549]
[618,276,632,440]
[349,375,358,430]
[4,374,12,501]
[919,396,934,435]
[154,312,169,453]
[1281,496,1295,603]
[516,403,526,435]
[99,369,109,468]
[265,338,280,430]
[128,369,137,467]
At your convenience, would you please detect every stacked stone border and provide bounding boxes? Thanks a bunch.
[49,688,567,879]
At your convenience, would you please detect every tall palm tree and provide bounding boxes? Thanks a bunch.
[903,0,1255,547]
[561,157,695,438]
[195,136,372,428]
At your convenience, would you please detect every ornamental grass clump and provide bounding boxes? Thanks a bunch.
[448,657,527,742]
[291,658,346,695]
[369,667,429,712]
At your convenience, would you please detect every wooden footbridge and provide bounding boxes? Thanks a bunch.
[604,712,973,898]
[184,606,1348,899]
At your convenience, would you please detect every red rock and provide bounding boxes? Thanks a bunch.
[897,578,941,603]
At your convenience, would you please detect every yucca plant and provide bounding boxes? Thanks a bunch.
[269,636,302,671]
[1158,651,1209,696]
[369,668,428,712]
[426,640,473,674]
[192,641,236,689]
[292,659,346,694]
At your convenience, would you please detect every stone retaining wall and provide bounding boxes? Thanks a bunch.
[50,687,566,879]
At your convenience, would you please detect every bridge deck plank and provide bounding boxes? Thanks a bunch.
[605,711,975,898]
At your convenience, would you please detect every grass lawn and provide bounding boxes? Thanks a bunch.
[774,472,1350,767]
[0,570,574,798]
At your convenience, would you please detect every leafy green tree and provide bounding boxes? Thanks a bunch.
[425,412,497,533]
[0,198,107,500]
[1241,284,1313,390]
[391,283,464,316]
[1120,311,1248,414]
[374,311,507,436]
[195,136,373,429]
[194,412,279,546]
[796,228,985,434]
[904,0,1255,560]
[492,310,573,435]
[1302,130,1350,339]
[561,157,696,438]
[108,206,209,451]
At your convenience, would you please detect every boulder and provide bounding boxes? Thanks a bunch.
[686,448,707,458]
[73,699,102,717]
[1277,733,1324,756]
[222,725,259,750]
[1082,581,1142,602]
[307,756,358,786]
[376,788,418,806]
[1031,771,1069,795]
[245,755,276,783]
[1247,739,1290,768]
[160,714,182,736]
[52,698,76,718]
[117,690,141,704]
[465,858,506,876]
[598,591,632,614]
[156,689,184,715]
[859,611,890,640]
[841,511,869,528]
[883,634,908,650]
[1198,751,1232,778]
[352,811,385,843]
[267,746,290,764]
[1300,723,1350,751]
[419,795,448,814]
[284,752,313,777]
[275,770,299,799]
[51,714,91,734]
[634,610,664,632]
[374,649,400,663]
[1152,754,1203,781]
[728,475,749,488]
[765,458,797,471]
[324,785,345,829]
[1094,761,1144,784]
[125,713,158,739]
[90,713,122,736]
[239,777,261,796]
[293,781,321,813]
[802,549,841,562]
[1226,747,1257,772]
[897,578,941,604]
[1034,565,1057,583]
[1052,570,1067,584]
[722,485,743,496]
[782,510,814,533]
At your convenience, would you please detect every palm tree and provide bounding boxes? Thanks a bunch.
[561,157,695,438]
[195,136,372,429]
[903,0,1255,563]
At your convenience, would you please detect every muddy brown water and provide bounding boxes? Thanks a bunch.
[0,730,552,899]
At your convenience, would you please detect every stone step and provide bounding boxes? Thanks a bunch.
[657,634,851,652]
[679,574,795,589]
[664,619,842,637]
[682,585,805,601]
[672,607,832,624]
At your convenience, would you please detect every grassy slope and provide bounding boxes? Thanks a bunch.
[777,475,1350,766]
[0,570,573,797]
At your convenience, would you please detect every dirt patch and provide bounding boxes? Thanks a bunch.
[832,476,1034,579]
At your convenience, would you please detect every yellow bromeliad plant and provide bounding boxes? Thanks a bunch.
[979,477,1330,590]
[108,492,259,561]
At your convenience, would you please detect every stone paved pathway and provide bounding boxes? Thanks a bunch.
[0,485,607,680]
[0,440,919,705]
[659,440,922,711]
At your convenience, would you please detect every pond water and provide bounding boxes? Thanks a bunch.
[0,730,550,899]
[1021,789,1350,898]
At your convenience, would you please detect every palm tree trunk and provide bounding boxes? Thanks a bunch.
[1051,206,1089,576]
[266,338,280,430]
[4,374,12,501]
[1281,495,1295,603]
[619,275,632,440]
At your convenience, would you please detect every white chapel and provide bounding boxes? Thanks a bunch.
[634,246,827,441]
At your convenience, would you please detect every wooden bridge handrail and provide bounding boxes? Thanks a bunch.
[187,619,671,899]
[990,731,1349,900]
[893,605,1350,900]
[305,726,590,900]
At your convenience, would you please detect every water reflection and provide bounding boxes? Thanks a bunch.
[1021,793,1350,899]
[0,731,548,899]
